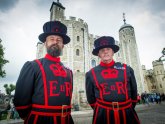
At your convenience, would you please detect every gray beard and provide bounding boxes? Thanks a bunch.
[47,45,61,57]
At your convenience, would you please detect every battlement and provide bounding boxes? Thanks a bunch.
[69,16,76,21]
[152,60,163,67]
[67,16,87,24]
[145,69,153,76]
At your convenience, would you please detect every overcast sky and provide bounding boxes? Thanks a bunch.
[0,0,165,93]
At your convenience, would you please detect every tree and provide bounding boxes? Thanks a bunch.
[0,39,9,78]
[3,84,16,96]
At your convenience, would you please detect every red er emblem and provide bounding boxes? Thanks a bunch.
[101,69,118,79]
[49,63,67,77]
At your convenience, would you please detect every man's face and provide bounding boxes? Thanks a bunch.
[98,47,114,62]
[45,35,64,57]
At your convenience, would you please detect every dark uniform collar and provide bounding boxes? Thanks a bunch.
[45,54,60,62]
[100,60,115,67]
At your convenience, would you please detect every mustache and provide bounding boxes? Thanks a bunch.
[47,44,61,57]
[49,44,58,49]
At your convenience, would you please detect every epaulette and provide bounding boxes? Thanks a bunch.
[114,62,126,70]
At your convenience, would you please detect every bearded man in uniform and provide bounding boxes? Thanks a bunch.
[14,21,74,124]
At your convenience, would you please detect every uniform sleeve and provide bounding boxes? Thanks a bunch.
[85,71,96,109]
[13,61,35,119]
[129,67,138,108]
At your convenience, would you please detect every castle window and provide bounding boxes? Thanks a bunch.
[77,36,80,41]
[91,59,96,67]
[160,84,162,88]
[77,70,80,72]
[76,49,80,56]
[123,35,125,38]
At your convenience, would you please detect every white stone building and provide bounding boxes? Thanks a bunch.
[36,1,145,109]
[142,61,165,94]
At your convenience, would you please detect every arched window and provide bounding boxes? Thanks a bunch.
[77,36,80,41]
[91,59,96,67]
[76,49,80,56]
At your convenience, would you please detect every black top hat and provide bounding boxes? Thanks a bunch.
[92,36,119,56]
[38,21,70,44]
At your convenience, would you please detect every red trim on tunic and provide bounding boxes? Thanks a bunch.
[122,110,126,124]
[97,103,132,110]
[114,110,120,124]
[32,104,71,109]
[96,99,132,111]
[100,60,115,67]
[61,115,65,124]
[25,111,32,124]
[34,115,38,124]
[91,69,103,100]
[97,98,131,105]
[89,103,96,107]
[15,104,31,110]
[31,111,71,116]
[54,116,57,124]
[35,59,48,106]
[45,54,60,62]
[93,106,99,124]
[123,64,128,100]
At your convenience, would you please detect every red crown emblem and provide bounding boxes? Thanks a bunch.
[101,69,118,79]
[49,63,67,77]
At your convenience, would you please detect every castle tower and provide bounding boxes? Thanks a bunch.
[152,60,165,93]
[50,0,65,21]
[119,13,144,93]
[48,1,92,109]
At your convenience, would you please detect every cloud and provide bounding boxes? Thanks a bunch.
[147,0,165,13]
[0,0,19,12]
[0,0,164,91]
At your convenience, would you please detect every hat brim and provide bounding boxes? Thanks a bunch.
[92,45,119,56]
[38,33,70,44]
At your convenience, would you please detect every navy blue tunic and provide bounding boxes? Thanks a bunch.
[86,60,140,124]
[14,54,74,124]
